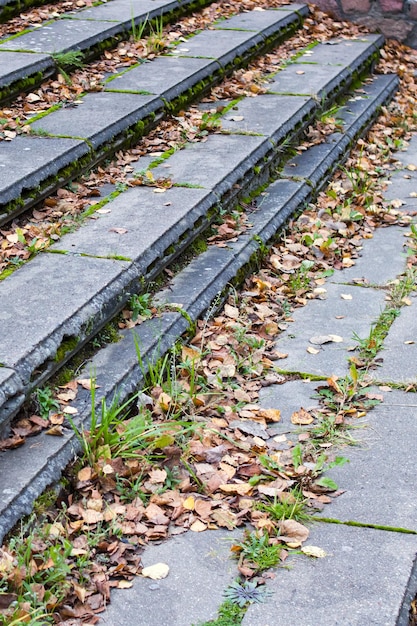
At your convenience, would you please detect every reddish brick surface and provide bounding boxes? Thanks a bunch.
[358,14,413,38]
[341,0,371,12]
[380,0,405,11]
[313,0,341,16]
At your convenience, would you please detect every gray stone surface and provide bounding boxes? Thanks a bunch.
[272,283,388,377]
[383,168,417,210]
[0,135,89,206]
[70,0,173,23]
[295,34,382,67]
[151,133,266,193]
[330,225,409,286]
[392,133,417,167]
[325,389,417,529]
[0,50,54,87]
[220,93,313,137]
[49,186,213,259]
[101,529,240,626]
[30,92,162,148]
[213,6,305,33]
[170,28,260,64]
[0,253,129,383]
[376,294,417,383]
[242,522,417,626]
[258,379,320,432]
[0,19,123,54]
[267,62,350,97]
[105,56,218,100]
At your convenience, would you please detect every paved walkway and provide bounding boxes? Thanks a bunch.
[99,136,417,624]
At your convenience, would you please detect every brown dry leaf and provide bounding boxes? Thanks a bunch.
[190,519,207,532]
[258,408,281,423]
[81,509,104,524]
[77,467,92,482]
[291,408,314,425]
[45,425,64,436]
[278,519,309,547]
[194,499,212,519]
[141,563,170,580]
[224,304,239,319]
[109,227,128,234]
[219,483,252,496]
[211,509,238,530]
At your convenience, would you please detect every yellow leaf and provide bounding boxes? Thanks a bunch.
[117,580,133,589]
[141,563,169,580]
[183,496,195,510]
[301,545,327,558]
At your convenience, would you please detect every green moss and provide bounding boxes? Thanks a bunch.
[55,335,80,363]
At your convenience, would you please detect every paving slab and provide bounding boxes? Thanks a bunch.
[151,133,266,193]
[220,93,313,137]
[242,522,417,626]
[330,225,409,286]
[70,0,179,24]
[267,62,350,97]
[170,28,262,64]
[0,135,89,207]
[0,50,54,87]
[30,92,163,148]
[295,34,382,67]
[0,253,131,386]
[376,293,417,384]
[272,283,388,377]
[104,56,219,99]
[383,168,417,210]
[49,186,213,259]
[213,5,307,32]
[257,379,320,433]
[100,529,240,626]
[392,133,417,167]
[324,389,417,529]
[0,18,123,54]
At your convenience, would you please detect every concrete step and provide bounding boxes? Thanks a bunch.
[0,31,389,433]
[0,69,399,543]
[0,3,309,224]
[0,0,215,101]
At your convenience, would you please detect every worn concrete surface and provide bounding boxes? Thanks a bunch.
[101,529,241,626]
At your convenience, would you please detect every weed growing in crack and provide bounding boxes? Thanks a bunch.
[232,530,282,572]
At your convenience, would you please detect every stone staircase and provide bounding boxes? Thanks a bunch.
[0,0,399,542]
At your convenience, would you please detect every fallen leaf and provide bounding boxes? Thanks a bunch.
[301,545,327,558]
[117,580,133,589]
[219,483,252,496]
[190,519,207,532]
[309,334,343,345]
[340,294,352,300]
[291,408,314,425]
[307,346,320,354]
[278,519,309,546]
[109,227,128,234]
[141,563,170,580]
[183,496,195,510]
